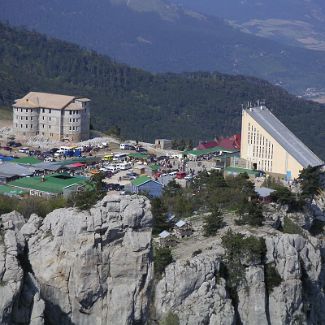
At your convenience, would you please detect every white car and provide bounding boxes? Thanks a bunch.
[105,165,120,173]
[19,147,29,153]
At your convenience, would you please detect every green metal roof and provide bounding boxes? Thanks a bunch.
[150,164,160,171]
[9,173,86,194]
[0,185,28,196]
[131,175,152,187]
[128,153,148,159]
[184,146,237,156]
[11,157,42,165]
[224,167,261,176]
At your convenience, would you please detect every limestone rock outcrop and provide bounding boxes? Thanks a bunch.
[25,194,153,325]
[155,251,235,325]
[1,194,325,325]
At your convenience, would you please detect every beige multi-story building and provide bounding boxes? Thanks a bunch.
[241,105,323,179]
[13,92,90,142]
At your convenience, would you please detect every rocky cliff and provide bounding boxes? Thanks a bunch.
[0,194,153,325]
[1,194,325,325]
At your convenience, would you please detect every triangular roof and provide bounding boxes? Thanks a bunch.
[14,92,76,109]
[245,106,323,168]
[131,175,152,187]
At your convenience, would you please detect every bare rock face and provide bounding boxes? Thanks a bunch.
[0,211,25,324]
[266,234,325,325]
[155,251,235,325]
[25,194,153,325]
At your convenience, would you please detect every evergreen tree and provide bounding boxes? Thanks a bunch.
[298,166,321,200]
[203,208,224,236]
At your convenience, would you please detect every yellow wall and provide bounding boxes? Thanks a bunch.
[240,109,303,179]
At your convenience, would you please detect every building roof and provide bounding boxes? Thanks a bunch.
[10,157,42,165]
[128,153,148,160]
[0,185,28,196]
[175,220,186,228]
[13,92,77,110]
[159,230,171,238]
[225,166,262,176]
[245,106,323,168]
[131,175,153,187]
[196,141,218,150]
[0,162,36,178]
[255,187,276,198]
[185,146,237,157]
[9,173,86,194]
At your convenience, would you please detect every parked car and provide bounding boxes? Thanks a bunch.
[105,165,120,173]
[176,172,187,179]
[136,147,148,153]
[49,148,59,154]
[44,157,56,162]
[11,142,22,147]
[106,183,124,191]
[19,147,29,153]
[6,141,15,146]
[3,146,11,151]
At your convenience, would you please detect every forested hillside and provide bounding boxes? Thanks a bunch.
[2,0,325,94]
[1,23,325,158]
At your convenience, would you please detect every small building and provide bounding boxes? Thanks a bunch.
[158,230,177,247]
[129,175,163,197]
[224,166,264,178]
[255,187,276,203]
[155,139,173,150]
[174,220,193,238]
[184,146,238,160]
[8,173,86,198]
[0,162,36,184]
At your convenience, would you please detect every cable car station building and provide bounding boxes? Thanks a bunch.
[240,105,323,179]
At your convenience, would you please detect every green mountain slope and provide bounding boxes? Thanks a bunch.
[1,0,325,94]
[1,23,325,158]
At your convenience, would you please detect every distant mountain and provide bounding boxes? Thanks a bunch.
[171,0,325,51]
[1,22,325,158]
[1,0,325,95]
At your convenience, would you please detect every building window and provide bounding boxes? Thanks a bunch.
[26,116,28,120]
[42,116,45,120]
[42,124,44,128]
[31,117,33,121]
[21,109,23,112]
[69,126,72,131]
[20,124,23,128]
[69,111,72,115]
[26,124,28,128]
[31,125,33,128]
[49,117,51,121]
[26,109,28,112]
[42,108,45,113]
[73,118,75,122]
[49,125,51,129]
[49,109,51,114]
